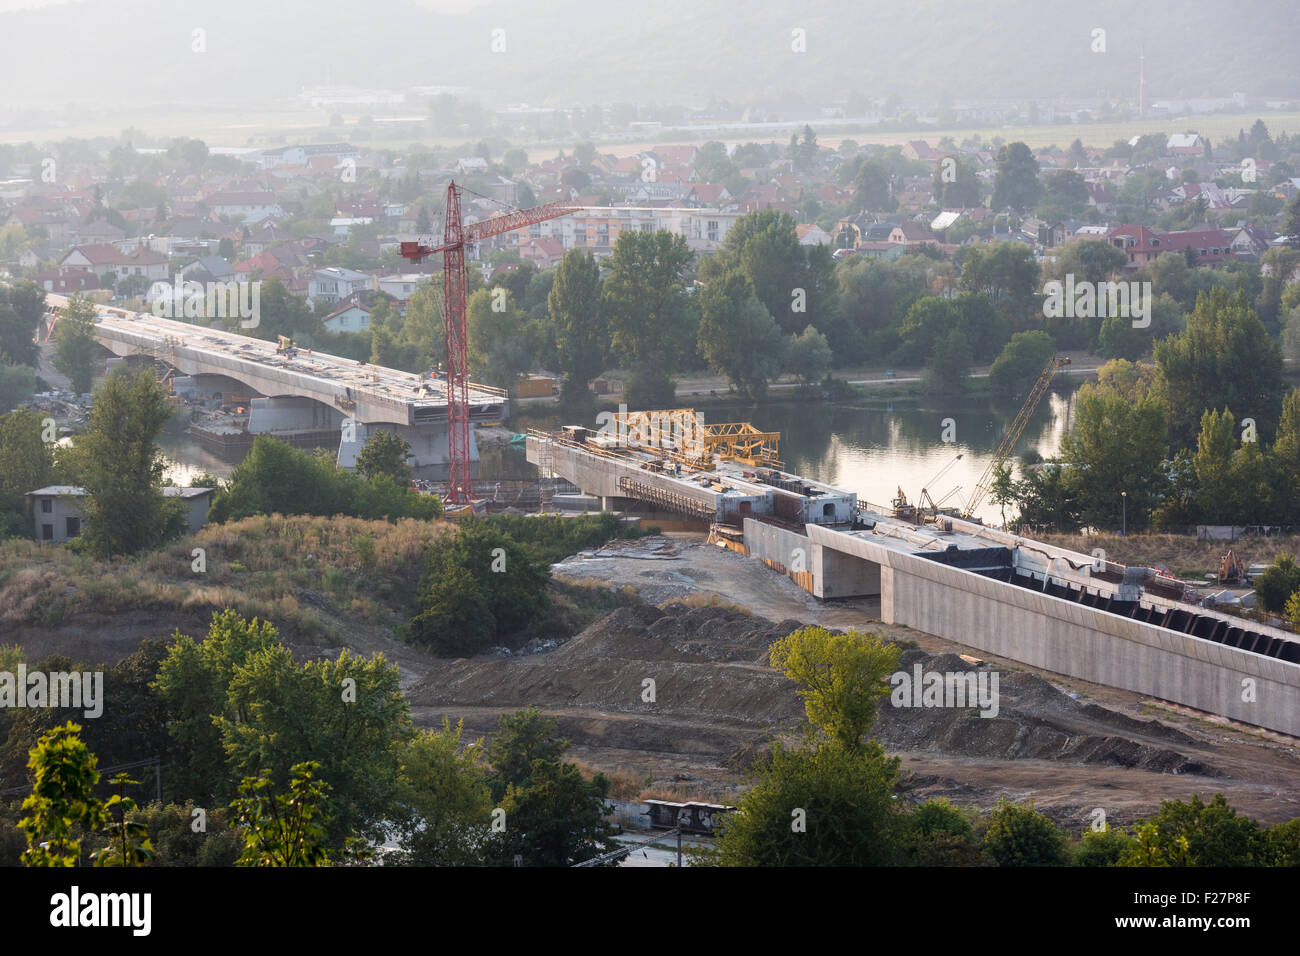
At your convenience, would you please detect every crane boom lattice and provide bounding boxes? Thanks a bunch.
[963,355,1071,519]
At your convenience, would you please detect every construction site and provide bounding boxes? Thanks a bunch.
[525,396,1300,740]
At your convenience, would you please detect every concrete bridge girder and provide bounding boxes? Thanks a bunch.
[100,336,491,478]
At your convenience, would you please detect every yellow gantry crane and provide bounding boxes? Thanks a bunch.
[962,355,1071,520]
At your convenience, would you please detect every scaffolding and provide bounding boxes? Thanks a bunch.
[536,436,555,513]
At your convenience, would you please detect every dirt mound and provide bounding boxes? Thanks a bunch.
[874,649,1219,776]
[409,606,1219,779]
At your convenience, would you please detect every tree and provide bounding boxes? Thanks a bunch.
[923,328,972,395]
[0,409,55,498]
[992,142,1043,212]
[989,460,1016,526]
[602,230,694,406]
[768,626,900,755]
[355,430,413,484]
[981,799,1069,866]
[0,280,45,367]
[1096,358,1158,404]
[1117,794,1264,867]
[501,148,528,173]
[90,773,154,867]
[988,330,1056,397]
[1254,552,1300,613]
[64,366,179,557]
[549,249,605,402]
[899,799,981,866]
[713,738,903,866]
[1048,239,1128,286]
[851,160,894,212]
[785,325,832,387]
[488,760,617,867]
[409,524,550,656]
[219,645,411,847]
[1282,194,1300,244]
[152,610,281,806]
[958,242,1040,328]
[51,294,99,394]
[933,155,980,208]
[1060,384,1168,532]
[18,722,106,867]
[1153,289,1284,446]
[1270,387,1300,522]
[231,761,346,867]
[209,434,436,524]
[1190,408,1237,524]
[392,719,493,866]
[1098,311,1149,360]
[697,269,784,399]
[480,709,618,866]
[484,708,570,799]
[1073,826,1132,866]
[0,363,36,414]
[1035,170,1090,220]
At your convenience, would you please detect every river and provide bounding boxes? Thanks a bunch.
[156,388,1079,525]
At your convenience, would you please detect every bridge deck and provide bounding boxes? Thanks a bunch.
[59,297,507,423]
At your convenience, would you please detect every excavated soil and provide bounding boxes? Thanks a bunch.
[410,535,1300,829]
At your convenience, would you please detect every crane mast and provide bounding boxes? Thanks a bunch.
[401,182,574,504]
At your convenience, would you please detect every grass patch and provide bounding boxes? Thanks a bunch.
[0,514,451,642]
[658,592,754,615]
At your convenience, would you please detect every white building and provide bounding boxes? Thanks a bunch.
[28,486,214,542]
[507,206,740,257]
[308,267,374,307]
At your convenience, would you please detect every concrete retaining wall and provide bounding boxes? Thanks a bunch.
[807,524,1300,737]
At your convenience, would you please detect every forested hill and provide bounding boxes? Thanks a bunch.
[1,0,1296,111]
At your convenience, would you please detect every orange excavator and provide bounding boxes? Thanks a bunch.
[1218,548,1246,585]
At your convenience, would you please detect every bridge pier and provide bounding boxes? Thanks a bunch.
[337,420,480,481]
[249,396,344,433]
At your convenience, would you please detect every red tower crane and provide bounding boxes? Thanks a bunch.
[401,182,574,504]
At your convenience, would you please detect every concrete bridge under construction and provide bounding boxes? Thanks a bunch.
[529,420,1300,738]
[47,295,508,475]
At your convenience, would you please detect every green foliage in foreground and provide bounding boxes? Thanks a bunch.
[209,435,440,524]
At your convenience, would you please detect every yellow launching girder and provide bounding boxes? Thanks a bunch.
[608,409,782,468]
[702,421,781,467]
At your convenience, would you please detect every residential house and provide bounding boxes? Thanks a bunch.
[519,236,565,268]
[1106,224,1234,268]
[179,256,236,283]
[376,274,428,302]
[796,224,832,246]
[203,191,284,223]
[31,267,100,294]
[888,222,939,248]
[901,140,942,162]
[308,266,373,306]
[60,244,169,284]
[321,301,372,334]
[1224,224,1273,261]
[258,143,358,170]
[1166,133,1205,157]
[243,225,297,257]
